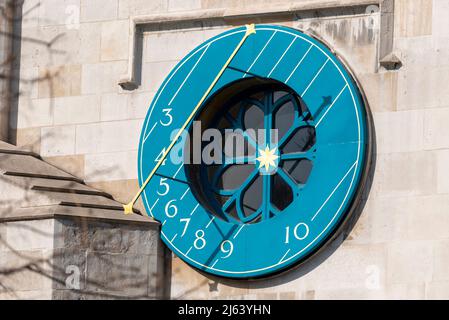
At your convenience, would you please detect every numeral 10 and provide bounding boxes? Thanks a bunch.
[285,222,309,244]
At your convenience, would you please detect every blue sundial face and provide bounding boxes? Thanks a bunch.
[138,25,369,278]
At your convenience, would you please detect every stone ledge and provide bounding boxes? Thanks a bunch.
[0,205,159,226]
[119,0,382,89]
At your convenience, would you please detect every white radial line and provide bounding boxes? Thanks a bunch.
[278,248,291,264]
[190,203,200,216]
[162,220,166,226]
[243,31,277,78]
[267,37,296,78]
[150,198,159,211]
[143,122,158,143]
[168,44,210,106]
[180,187,190,200]
[311,161,358,222]
[211,259,219,268]
[316,85,348,128]
[301,58,330,97]
[173,164,183,178]
[206,216,215,229]
[233,224,245,239]
[170,233,178,243]
[186,246,193,256]
[285,44,313,83]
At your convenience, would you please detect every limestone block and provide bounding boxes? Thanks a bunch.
[5,219,54,251]
[16,98,53,129]
[41,125,76,157]
[432,0,449,39]
[346,196,408,245]
[100,93,129,121]
[402,195,449,241]
[75,119,142,154]
[19,67,39,99]
[54,219,162,256]
[84,151,138,182]
[300,15,378,76]
[168,0,202,12]
[38,0,81,27]
[371,152,437,198]
[43,154,85,179]
[395,36,449,70]
[144,29,205,63]
[79,22,102,63]
[426,281,449,299]
[395,0,433,38]
[85,252,150,296]
[397,65,449,111]
[88,179,146,213]
[0,224,6,252]
[387,241,433,285]
[201,0,287,9]
[81,61,128,94]
[424,108,449,150]
[141,61,177,93]
[21,27,81,68]
[170,256,250,299]
[53,95,101,125]
[127,91,155,119]
[100,20,129,62]
[80,0,118,22]
[358,72,397,113]
[21,0,40,29]
[433,240,449,282]
[15,127,41,154]
[300,243,387,291]
[374,110,424,154]
[52,248,87,290]
[38,65,82,98]
[436,150,449,194]
[313,283,425,300]
[0,289,52,300]
[118,0,168,19]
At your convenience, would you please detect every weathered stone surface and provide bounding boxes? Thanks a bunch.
[15,127,41,154]
[387,241,433,285]
[374,110,423,154]
[75,120,142,154]
[0,249,54,292]
[80,0,119,23]
[84,151,137,182]
[4,219,54,252]
[54,219,162,256]
[371,152,437,198]
[41,125,76,157]
[43,154,85,179]
[118,0,168,19]
[38,65,82,98]
[395,0,433,38]
[100,20,129,61]
[53,95,101,125]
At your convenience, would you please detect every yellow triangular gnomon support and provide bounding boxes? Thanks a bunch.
[123,24,257,215]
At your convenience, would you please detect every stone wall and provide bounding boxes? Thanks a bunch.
[0,216,167,299]
[8,0,449,299]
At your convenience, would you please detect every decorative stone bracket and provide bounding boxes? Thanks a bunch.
[118,0,397,90]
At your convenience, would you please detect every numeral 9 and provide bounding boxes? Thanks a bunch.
[220,240,234,258]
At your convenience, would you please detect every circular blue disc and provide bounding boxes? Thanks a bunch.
[138,24,368,278]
